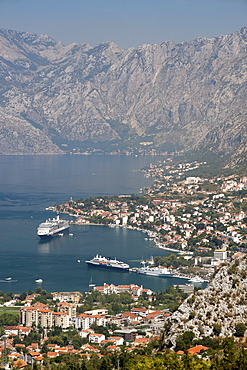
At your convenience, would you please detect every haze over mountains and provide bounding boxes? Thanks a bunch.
[0,27,247,163]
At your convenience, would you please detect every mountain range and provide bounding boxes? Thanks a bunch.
[0,27,247,163]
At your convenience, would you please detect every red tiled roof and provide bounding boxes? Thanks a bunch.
[187,345,209,355]
[13,359,28,368]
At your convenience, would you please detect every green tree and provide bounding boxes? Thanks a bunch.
[234,323,246,337]
[119,291,134,305]
[90,324,109,338]
[72,335,84,350]
[175,331,195,352]
[19,292,27,301]
[213,324,222,336]
[0,312,19,326]
[99,356,112,370]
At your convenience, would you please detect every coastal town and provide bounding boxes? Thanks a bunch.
[1,158,247,368]
[54,158,247,280]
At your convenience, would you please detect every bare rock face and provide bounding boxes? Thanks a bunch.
[0,27,247,158]
[165,256,247,346]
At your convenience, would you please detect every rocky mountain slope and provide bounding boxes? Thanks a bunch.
[0,27,247,160]
[165,256,247,345]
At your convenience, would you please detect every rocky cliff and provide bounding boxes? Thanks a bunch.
[165,256,247,345]
[0,27,247,160]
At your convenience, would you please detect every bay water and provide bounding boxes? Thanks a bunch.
[0,155,188,294]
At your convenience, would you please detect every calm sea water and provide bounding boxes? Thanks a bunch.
[0,155,188,294]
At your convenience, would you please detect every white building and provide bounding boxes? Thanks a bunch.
[214,249,227,261]
[108,336,124,346]
[75,314,105,330]
[89,333,105,344]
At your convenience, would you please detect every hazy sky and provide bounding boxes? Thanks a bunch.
[0,0,246,49]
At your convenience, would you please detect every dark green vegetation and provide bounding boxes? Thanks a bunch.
[155,287,188,312]
[77,285,188,314]
[0,291,19,333]
[77,290,136,315]
[15,340,247,370]
[153,254,192,269]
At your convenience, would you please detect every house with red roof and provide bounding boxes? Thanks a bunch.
[81,343,100,353]
[13,358,28,368]
[88,333,105,344]
[120,312,141,323]
[133,337,150,347]
[187,345,209,356]
[107,336,124,346]
[131,307,150,317]
[79,329,94,338]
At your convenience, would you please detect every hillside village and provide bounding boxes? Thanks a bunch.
[0,282,187,367]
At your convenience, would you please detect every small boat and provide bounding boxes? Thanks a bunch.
[89,277,95,288]
[58,233,64,236]
[5,277,12,281]
[77,259,81,263]
[35,279,43,283]
[69,233,74,236]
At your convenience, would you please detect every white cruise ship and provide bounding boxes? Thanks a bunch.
[37,215,70,238]
[188,276,205,283]
[137,265,174,277]
[86,255,130,271]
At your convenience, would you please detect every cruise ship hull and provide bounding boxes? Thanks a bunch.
[38,226,70,239]
[86,261,129,271]
[137,271,174,277]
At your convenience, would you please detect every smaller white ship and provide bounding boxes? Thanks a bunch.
[86,255,130,270]
[5,277,12,281]
[137,265,174,277]
[35,279,43,283]
[189,276,204,283]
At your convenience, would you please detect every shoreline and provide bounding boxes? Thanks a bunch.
[70,218,185,254]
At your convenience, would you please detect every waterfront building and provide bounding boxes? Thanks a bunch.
[94,283,153,297]
[51,291,82,303]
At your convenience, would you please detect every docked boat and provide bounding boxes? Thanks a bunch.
[189,276,204,283]
[86,254,130,271]
[137,265,174,277]
[37,215,70,239]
